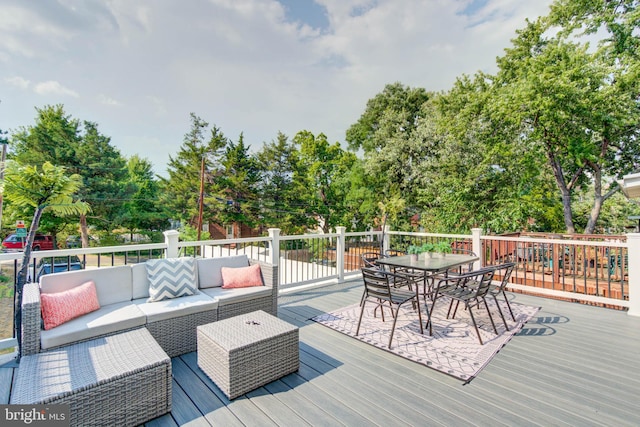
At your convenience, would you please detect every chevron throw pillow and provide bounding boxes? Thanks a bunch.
[146,257,198,302]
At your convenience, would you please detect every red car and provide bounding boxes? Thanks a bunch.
[1,234,55,252]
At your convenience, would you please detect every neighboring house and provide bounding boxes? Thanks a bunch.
[208,222,261,240]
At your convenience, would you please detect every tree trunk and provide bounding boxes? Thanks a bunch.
[15,206,44,358]
[546,148,576,233]
[80,214,89,248]
[560,190,575,234]
[584,165,616,234]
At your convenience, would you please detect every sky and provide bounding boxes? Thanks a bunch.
[0,0,555,176]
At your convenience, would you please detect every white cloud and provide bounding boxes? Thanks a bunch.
[5,76,30,89]
[0,0,555,174]
[33,81,79,97]
[146,96,167,116]
[98,94,121,106]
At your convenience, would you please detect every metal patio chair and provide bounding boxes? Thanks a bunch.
[487,262,517,330]
[437,267,502,345]
[384,249,407,257]
[361,251,383,269]
[423,248,478,301]
[357,267,424,349]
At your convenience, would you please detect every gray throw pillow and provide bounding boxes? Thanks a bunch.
[146,257,198,302]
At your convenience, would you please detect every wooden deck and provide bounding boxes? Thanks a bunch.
[3,278,640,426]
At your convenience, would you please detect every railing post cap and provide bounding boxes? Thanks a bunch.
[163,229,180,237]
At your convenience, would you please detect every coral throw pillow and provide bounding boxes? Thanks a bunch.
[221,264,263,289]
[41,281,101,330]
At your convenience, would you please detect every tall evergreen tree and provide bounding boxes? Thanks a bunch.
[256,132,312,234]
[74,121,127,244]
[121,155,165,237]
[160,113,228,231]
[10,105,127,244]
[216,134,261,235]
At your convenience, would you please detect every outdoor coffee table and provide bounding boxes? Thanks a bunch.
[10,328,172,427]
[197,310,299,400]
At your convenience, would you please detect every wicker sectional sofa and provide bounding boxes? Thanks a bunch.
[20,255,278,357]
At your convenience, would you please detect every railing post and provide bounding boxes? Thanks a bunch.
[472,228,482,270]
[627,233,640,316]
[383,224,391,255]
[268,228,281,267]
[164,229,180,258]
[336,226,346,282]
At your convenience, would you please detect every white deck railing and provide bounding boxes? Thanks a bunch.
[2,228,639,353]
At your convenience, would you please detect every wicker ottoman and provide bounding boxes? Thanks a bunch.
[197,310,299,400]
[11,328,172,427]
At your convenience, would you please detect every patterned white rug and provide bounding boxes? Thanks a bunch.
[313,296,540,382]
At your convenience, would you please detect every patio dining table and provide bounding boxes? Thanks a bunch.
[376,253,479,275]
[376,253,479,334]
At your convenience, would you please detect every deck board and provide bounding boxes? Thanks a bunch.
[179,352,278,427]
[0,367,12,404]
[5,278,640,426]
[171,356,243,427]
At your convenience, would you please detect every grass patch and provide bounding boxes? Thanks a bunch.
[0,283,14,299]
[0,347,15,356]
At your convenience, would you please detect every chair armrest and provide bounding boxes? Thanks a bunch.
[434,266,497,295]
[21,282,42,356]
[251,259,279,315]
[433,266,491,290]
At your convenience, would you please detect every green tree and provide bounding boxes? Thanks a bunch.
[295,131,356,233]
[549,0,639,58]
[415,75,563,233]
[215,134,261,235]
[74,121,127,244]
[10,105,81,237]
[3,161,89,356]
[336,158,379,231]
[256,132,312,234]
[160,113,228,233]
[120,155,165,237]
[0,127,9,231]
[491,12,640,233]
[10,105,128,244]
[346,82,432,205]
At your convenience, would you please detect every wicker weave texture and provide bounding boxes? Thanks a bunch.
[146,309,217,357]
[217,295,273,321]
[21,282,43,356]
[197,310,299,400]
[11,328,172,427]
[251,260,279,316]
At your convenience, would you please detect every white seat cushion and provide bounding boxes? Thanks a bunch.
[134,293,218,323]
[201,286,271,306]
[40,301,146,350]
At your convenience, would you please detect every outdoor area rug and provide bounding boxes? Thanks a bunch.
[312,297,540,382]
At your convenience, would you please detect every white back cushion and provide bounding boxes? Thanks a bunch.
[196,255,249,288]
[131,263,150,299]
[39,265,133,306]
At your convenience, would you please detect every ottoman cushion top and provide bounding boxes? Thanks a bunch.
[198,310,297,350]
